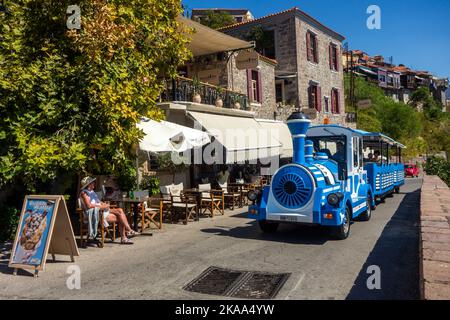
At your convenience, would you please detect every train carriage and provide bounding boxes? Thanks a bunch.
[248,111,405,240]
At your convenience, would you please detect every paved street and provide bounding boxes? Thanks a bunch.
[0,178,421,300]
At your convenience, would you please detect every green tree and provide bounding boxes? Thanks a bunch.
[344,75,423,155]
[0,0,191,196]
[196,10,235,29]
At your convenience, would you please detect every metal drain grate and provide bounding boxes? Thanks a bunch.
[184,267,290,299]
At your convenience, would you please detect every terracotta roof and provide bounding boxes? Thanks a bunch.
[192,8,251,16]
[217,7,345,40]
[257,53,278,66]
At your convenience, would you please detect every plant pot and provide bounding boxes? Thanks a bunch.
[192,93,201,103]
[234,102,241,109]
[215,98,223,108]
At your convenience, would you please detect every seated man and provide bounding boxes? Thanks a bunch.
[372,150,381,163]
[332,141,346,163]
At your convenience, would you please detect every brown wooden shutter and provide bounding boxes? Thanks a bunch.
[257,70,263,103]
[335,46,340,71]
[329,44,333,70]
[335,89,340,113]
[331,89,335,113]
[314,37,318,63]
[331,89,339,113]
[306,32,311,61]
[316,86,322,112]
[308,85,312,108]
[246,69,253,102]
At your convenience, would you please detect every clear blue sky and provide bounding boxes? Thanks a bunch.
[182,0,450,80]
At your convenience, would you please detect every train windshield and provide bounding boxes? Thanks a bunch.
[308,136,346,163]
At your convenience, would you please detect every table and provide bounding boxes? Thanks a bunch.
[116,198,150,232]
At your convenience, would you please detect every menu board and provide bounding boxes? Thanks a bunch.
[9,195,79,276]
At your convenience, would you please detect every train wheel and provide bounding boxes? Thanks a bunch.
[394,186,400,194]
[331,206,351,240]
[359,198,372,221]
[259,220,279,233]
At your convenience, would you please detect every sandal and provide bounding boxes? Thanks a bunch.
[126,230,140,238]
[120,238,134,245]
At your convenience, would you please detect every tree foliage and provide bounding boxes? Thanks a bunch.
[195,10,235,29]
[343,75,445,160]
[0,0,191,192]
[425,156,450,186]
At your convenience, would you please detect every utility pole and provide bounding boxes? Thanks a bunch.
[350,50,356,122]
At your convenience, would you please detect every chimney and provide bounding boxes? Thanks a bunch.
[305,140,314,163]
[287,112,311,164]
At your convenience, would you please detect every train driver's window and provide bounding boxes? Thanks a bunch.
[310,137,346,163]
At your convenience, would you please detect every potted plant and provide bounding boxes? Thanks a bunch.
[139,176,160,197]
[215,86,225,108]
[192,77,202,103]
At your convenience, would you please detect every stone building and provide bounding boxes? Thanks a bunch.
[185,52,277,119]
[218,7,348,125]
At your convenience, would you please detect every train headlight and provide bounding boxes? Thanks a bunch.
[327,193,343,207]
[247,190,261,202]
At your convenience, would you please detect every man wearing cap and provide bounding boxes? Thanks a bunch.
[80,176,138,245]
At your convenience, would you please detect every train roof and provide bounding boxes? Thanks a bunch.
[308,125,406,149]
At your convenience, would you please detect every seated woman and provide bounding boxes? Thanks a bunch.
[80,176,139,244]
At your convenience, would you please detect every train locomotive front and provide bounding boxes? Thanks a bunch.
[248,111,352,239]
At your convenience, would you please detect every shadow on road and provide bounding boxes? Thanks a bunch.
[0,242,22,276]
[346,188,421,300]
[201,220,330,245]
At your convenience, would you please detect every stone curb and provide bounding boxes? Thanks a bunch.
[420,175,450,300]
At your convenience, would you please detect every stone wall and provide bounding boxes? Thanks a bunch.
[221,9,347,126]
[186,53,276,117]
[295,16,346,126]
[420,175,450,299]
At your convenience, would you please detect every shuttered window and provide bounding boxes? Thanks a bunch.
[246,69,263,104]
[329,43,339,71]
[331,88,340,114]
[306,31,318,63]
[308,84,321,112]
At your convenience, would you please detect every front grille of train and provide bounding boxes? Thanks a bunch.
[272,166,313,209]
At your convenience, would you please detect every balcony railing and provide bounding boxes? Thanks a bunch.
[346,112,357,123]
[159,76,248,110]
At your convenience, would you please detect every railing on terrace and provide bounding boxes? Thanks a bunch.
[159,76,249,110]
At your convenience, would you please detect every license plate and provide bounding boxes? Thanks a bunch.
[280,215,298,222]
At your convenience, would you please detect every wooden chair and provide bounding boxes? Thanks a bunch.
[132,190,161,232]
[159,184,174,222]
[199,183,224,217]
[140,197,164,230]
[169,191,198,224]
[77,199,117,248]
[219,182,241,210]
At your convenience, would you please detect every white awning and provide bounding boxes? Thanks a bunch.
[187,111,282,164]
[177,16,254,57]
[256,119,293,158]
[137,118,210,153]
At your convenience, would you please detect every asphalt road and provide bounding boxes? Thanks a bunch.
[0,178,421,300]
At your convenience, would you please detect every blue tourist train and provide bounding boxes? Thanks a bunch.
[248,111,405,239]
